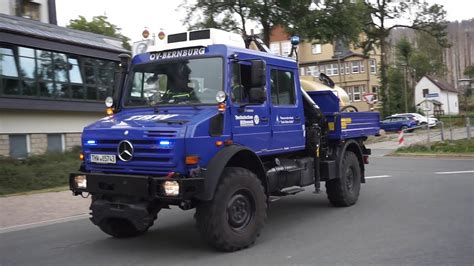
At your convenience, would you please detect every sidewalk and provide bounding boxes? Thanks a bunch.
[0,190,90,230]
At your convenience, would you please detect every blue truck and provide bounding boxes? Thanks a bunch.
[70,29,380,251]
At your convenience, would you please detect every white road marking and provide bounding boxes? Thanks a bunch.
[0,214,89,234]
[435,170,474,175]
[365,175,391,179]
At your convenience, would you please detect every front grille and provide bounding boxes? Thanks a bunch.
[86,138,178,174]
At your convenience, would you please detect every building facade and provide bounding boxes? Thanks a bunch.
[414,75,459,115]
[270,26,381,111]
[0,11,128,157]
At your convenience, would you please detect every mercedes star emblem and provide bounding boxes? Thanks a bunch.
[117,140,134,162]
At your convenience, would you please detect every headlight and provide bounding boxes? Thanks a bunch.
[74,175,87,189]
[163,181,179,196]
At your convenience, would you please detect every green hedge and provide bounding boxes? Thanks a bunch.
[0,147,82,196]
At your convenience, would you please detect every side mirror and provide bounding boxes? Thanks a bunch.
[250,60,266,88]
[248,87,266,104]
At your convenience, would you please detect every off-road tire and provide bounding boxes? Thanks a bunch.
[195,167,267,252]
[326,151,361,207]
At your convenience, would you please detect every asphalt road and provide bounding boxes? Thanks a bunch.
[1,155,473,265]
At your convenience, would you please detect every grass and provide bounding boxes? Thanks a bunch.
[395,138,474,154]
[436,114,474,127]
[0,147,82,196]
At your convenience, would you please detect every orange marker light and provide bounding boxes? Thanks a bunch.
[215,140,223,146]
[218,103,226,112]
[79,153,84,161]
[224,139,234,146]
[185,155,199,165]
[106,107,114,116]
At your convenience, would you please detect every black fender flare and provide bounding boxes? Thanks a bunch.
[336,139,365,183]
[198,145,267,201]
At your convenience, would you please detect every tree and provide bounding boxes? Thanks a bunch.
[464,65,474,78]
[67,15,131,50]
[181,0,367,46]
[360,0,449,116]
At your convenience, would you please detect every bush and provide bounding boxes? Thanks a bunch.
[0,147,82,196]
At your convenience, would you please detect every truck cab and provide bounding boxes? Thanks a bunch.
[70,29,380,251]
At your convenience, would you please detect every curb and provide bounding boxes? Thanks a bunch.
[388,152,474,159]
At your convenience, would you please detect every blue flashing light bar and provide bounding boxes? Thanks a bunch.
[159,140,171,146]
[86,140,97,145]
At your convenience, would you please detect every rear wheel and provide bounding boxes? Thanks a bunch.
[195,167,267,252]
[400,125,408,131]
[326,151,361,207]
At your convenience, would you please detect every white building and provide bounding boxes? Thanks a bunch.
[414,75,459,115]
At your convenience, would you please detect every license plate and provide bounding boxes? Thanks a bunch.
[91,154,116,164]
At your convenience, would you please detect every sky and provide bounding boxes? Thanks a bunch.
[55,0,474,43]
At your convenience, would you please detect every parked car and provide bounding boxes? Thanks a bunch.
[380,116,418,132]
[393,113,438,127]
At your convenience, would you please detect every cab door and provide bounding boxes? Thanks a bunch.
[268,67,305,153]
[229,61,271,153]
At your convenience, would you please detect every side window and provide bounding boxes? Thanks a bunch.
[271,69,296,105]
[231,62,252,104]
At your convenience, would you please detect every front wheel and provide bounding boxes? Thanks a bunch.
[326,151,361,207]
[195,167,267,252]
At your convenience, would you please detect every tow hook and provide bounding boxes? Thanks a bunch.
[179,200,193,210]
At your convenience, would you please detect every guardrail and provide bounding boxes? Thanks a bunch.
[398,119,473,148]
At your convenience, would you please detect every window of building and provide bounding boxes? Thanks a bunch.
[20,1,40,21]
[9,134,29,158]
[271,69,296,105]
[345,85,364,102]
[270,43,280,55]
[353,86,362,101]
[306,66,319,76]
[345,62,350,74]
[360,61,365,73]
[351,61,359,73]
[281,41,291,56]
[326,63,339,76]
[47,134,63,152]
[422,88,429,97]
[372,86,379,100]
[311,44,322,54]
[319,65,325,74]
[370,59,377,73]
[0,44,117,102]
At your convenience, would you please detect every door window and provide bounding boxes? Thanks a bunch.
[270,69,295,105]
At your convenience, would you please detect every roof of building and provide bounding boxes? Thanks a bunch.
[0,13,128,53]
[424,75,458,93]
[417,99,443,106]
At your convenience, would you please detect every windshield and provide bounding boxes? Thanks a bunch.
[124,57,223,106]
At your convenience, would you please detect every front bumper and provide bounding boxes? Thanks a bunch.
[69,172,204,203]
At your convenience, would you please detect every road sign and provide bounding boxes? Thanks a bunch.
[426,93,439,98]
[363,93,376,104]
